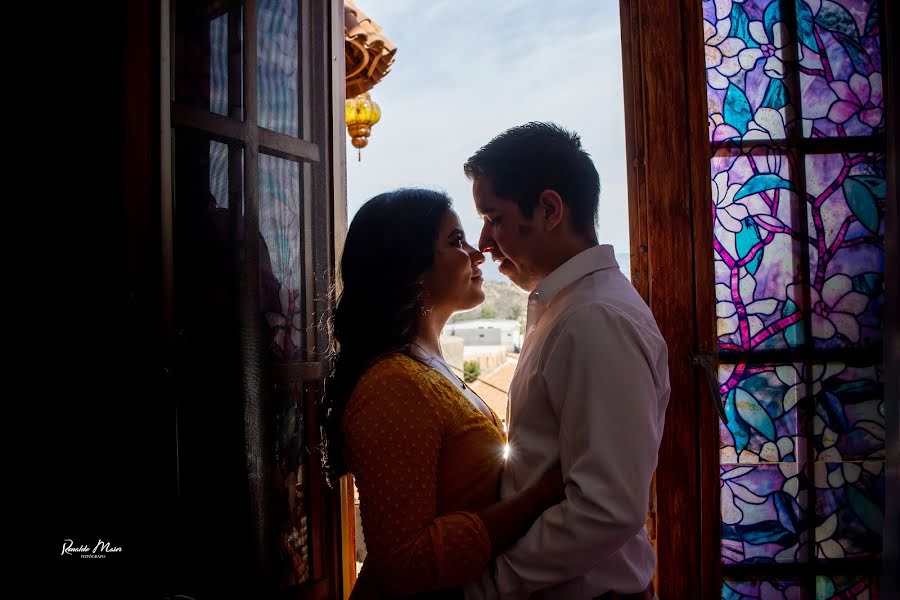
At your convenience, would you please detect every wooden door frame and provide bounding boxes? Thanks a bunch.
[619,0,719,597]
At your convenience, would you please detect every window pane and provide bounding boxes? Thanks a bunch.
[812,360,885,560]
[271,382,311,585]
[174,0,243,118]
[719,363,804,464]
[172,131,247,581]
[704,0,795,143]
[816,575,879,599]
[704,0,887,587]
[259,154,304,363]
[813,363,884,462]
[210,12,229,116]
[712,148,803,352]
[258,0,300,136]
[805,154,885,350]
[209,140,230,207]
[721,463,809,564]
[814,460,883,560]
[722,578,804,599]
[799,0,884,138]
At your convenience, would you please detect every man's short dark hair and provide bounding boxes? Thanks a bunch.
[463,122,600,238]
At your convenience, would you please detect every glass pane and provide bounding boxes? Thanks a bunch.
[805,154,885,349]
[172,131,247,582]
[799,0,884,137]
[259,154,304,362]
[272,383,311,585]
[174,0,242,117]
[210,12,229,115]
[816,575,879,599]
[704,0,795,144]
[209,140,230,208]
[719,363,804,464]
[813,363,884,462]
[174,133,245,303]
[723,578,804,599]
[712,148,803,351]
[721,463,809,564]
[258,0,300,136]
[814,460,884,560]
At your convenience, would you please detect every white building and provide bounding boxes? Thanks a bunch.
[443,319,522,351]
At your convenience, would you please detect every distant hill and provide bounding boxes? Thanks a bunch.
[455,251,632,324]
[451,280,528,324]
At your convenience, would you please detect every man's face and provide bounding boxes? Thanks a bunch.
[473,176,545,292]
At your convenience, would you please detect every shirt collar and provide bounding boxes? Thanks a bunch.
[531,244,619,305]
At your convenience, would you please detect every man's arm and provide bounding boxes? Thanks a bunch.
[493,305,666,599]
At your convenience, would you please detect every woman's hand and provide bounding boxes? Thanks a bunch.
[535,462,566,508]
[478,461,567,558]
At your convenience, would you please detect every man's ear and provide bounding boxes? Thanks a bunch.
[538,189,564,231]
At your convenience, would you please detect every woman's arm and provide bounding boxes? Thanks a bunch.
[478,463,564,558]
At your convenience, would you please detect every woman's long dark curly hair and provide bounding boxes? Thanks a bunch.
[320,188,452,485]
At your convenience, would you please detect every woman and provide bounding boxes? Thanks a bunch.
[321,189,562,599]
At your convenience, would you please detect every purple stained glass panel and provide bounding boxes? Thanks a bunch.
[719,363,803,464]
[722,579,803,600]
[721,463,809,564]
[259,154,305,363]
[713,148,804,352]
[704,0,795,144]
[816,575,879,599]
[799,0,884,138]
[805,154,885,349]
[814,460,884,560]
[813,363,884,462]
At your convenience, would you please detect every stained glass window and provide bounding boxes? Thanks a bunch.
[703,0,885,595]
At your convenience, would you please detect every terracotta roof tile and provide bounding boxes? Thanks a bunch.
[470,360,518,424]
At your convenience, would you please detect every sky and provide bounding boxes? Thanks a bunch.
[346,0,630,281]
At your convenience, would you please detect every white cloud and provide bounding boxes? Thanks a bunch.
[347,0,630,279]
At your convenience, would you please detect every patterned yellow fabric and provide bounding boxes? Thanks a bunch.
[343,353,506,597]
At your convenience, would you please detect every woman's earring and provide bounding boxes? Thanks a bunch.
[418,287,432,316]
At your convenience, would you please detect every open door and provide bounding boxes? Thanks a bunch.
[162,0,345,597]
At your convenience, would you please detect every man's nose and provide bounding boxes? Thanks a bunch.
[478,223,493,254]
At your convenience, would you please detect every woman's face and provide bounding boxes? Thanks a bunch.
[420,209,485,314]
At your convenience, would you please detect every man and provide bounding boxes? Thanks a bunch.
[462,123,670,600]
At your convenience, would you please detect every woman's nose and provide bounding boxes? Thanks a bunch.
[468,244,485,265]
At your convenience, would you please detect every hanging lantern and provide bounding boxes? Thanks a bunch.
[345,92,381,161]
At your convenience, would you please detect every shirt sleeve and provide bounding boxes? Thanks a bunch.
[493,305,666,599]
[344,365,493,597]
